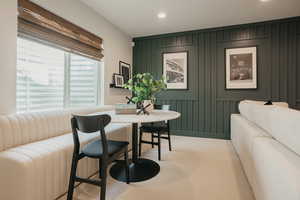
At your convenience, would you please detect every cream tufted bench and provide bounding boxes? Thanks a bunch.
[0,106,131,200]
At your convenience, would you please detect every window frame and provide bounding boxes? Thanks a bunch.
[17,36,102,113]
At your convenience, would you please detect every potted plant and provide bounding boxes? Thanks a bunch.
[124,73,166,114]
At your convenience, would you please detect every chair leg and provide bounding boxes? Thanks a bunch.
[99,159,102,178]
[151,133,154,148]
[67,154,79,200]
[139,130,143,156]
[168,130,172,151]
[124,150,130,184]
[100,159,107,200]
[158,131,161,161]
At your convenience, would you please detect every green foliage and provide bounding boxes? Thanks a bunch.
[123,73,166,104]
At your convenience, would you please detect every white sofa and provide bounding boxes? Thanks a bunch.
[231,100,300,200]
[0,106,131,200]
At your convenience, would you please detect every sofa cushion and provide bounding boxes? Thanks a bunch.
[239,101,274,134]
[240,100,289,108]
[252,137,300,200]
[0,123,131,200]
[239,100,288,131]
[0,106,114,151]
[267,107,300,156]
[239,100,300,156]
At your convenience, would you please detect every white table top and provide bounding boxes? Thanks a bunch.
[94,110,181,123]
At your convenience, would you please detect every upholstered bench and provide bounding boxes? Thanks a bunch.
[0,106,131,200]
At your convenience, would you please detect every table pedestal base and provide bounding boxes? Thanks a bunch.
[110,158,160,182]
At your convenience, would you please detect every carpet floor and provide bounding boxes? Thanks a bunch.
[60,136,255,200]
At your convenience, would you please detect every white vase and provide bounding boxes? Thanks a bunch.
[143,100,154,112]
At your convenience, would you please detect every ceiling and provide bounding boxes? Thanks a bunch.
[81,0,300,37]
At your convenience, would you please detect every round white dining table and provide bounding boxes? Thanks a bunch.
[98,109,181,182]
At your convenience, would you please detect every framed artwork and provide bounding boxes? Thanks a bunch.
[226,47,257,89]
[119,61,131,84]
[113,73,124,87]
[163,51,188,90]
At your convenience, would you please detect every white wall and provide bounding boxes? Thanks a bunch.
[32,0,132,105]
[0,0,17,115]
[0,0,132,115]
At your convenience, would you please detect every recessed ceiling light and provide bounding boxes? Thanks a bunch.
[157,12,166,19]
[260,0,271,2]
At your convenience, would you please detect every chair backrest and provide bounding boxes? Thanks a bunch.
[71,114,111,156]
[154,104,171,111]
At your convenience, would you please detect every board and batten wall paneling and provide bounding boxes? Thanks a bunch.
[297,29,300,110]
[133,17,300,139]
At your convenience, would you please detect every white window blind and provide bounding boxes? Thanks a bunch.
[69,54,99,107]
[17,37,100,113]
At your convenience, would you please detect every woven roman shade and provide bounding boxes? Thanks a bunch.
[18,0,103,61]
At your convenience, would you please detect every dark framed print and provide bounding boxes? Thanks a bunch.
[226,47,257,89]
[113,73,124,87]
[163,51,188,90]
[119,61,131,84]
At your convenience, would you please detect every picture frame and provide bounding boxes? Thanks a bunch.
[113,73,124,88]
[225,47,257,89]
[163,51,188,90]
[119,61,131,84]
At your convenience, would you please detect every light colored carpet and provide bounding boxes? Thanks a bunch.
[60,136,255,200]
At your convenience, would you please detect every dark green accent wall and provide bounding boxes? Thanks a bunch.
[133,17,300,139]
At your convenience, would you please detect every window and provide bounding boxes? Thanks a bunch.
[17,37,100,113]
[69,54,99,107]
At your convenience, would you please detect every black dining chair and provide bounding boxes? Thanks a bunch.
[67,114,130,200]
[139,105,172,161]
